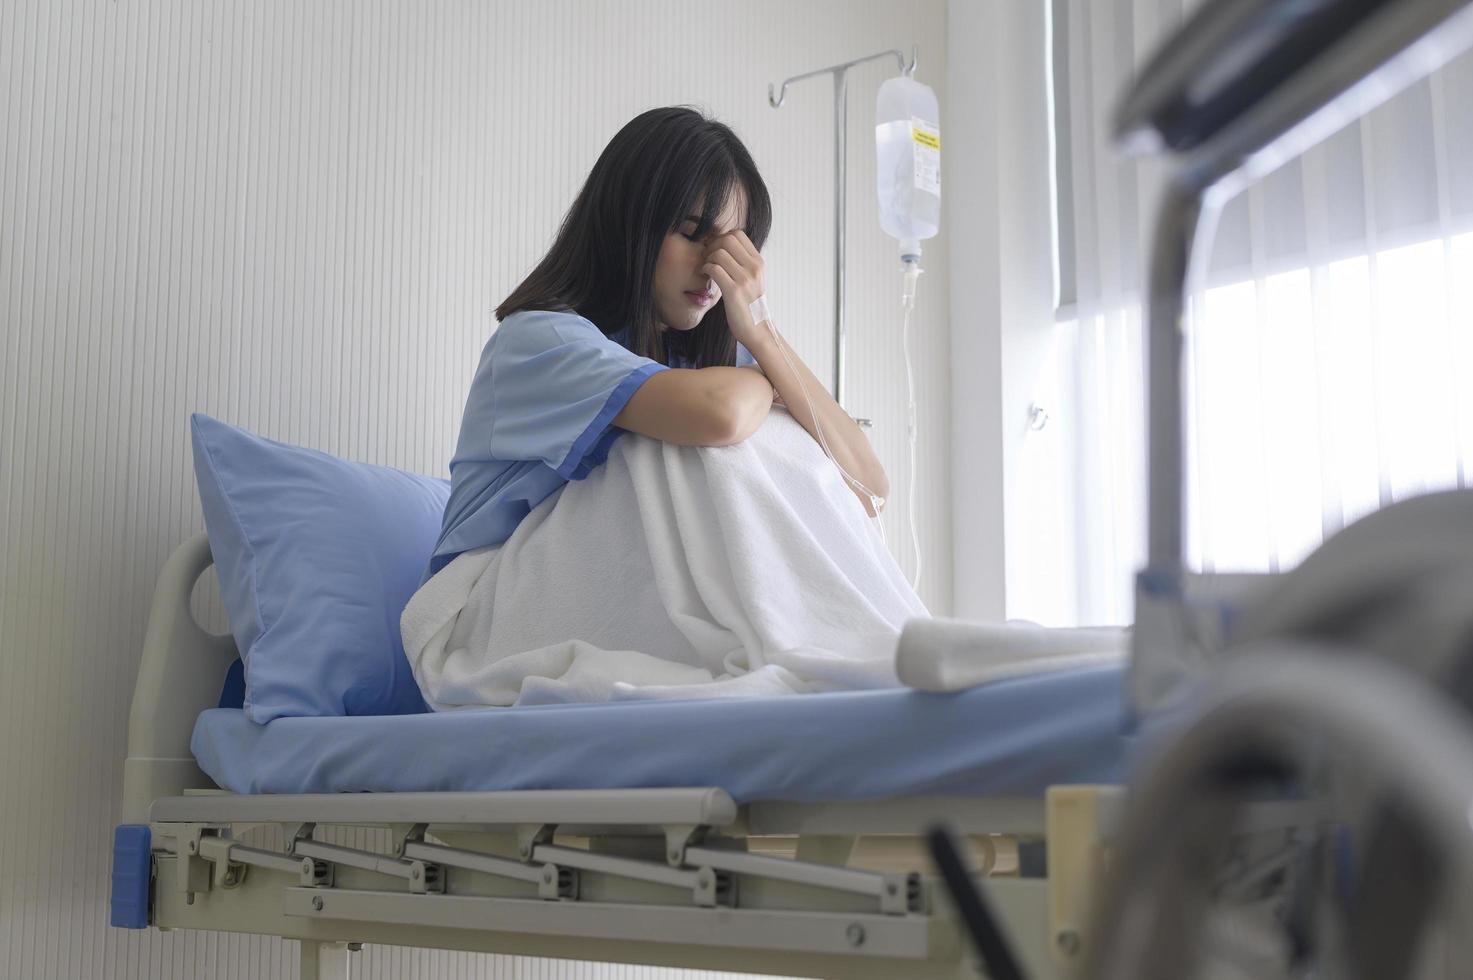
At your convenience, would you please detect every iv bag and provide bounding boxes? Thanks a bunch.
[875,75,941,261]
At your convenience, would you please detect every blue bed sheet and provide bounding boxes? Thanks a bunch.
[192,665,1130,803]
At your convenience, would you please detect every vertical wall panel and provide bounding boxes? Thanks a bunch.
[0,1,951,977]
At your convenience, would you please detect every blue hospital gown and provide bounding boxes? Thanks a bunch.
[426,308,758,581]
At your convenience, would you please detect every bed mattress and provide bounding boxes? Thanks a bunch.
[192,665,1129,802]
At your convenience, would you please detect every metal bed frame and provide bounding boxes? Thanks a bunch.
[114,532,1118,979]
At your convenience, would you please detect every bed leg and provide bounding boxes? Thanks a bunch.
[1046,785,1120,975]
[299,940,352,980]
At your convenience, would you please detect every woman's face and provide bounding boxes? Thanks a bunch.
[652,187,749,334]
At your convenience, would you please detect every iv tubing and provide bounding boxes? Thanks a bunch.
[748,297,888,530]
[900,260,923,594]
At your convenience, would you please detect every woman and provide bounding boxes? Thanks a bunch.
[424,105,889,582]
[404,106,921,707]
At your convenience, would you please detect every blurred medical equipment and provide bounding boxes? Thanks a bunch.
[1082,0,1473,976]
[1119,0,1473,720]
[927,825,1028,980]
[904,1,1473,977]
[768,47,940,591]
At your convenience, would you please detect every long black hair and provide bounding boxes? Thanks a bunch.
[495,106,772,368]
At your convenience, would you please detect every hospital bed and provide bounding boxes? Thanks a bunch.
[113,530,1129,980]
[110,0,1473,977]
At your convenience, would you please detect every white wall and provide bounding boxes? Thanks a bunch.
[946,0,1060,621]
[0,0,951,976]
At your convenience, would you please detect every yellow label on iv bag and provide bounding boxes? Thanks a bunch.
[911,118,941,196]
[911,122,940,150]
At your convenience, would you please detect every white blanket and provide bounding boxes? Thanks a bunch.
[402,410,1129,708]
[896,617,1126,692]
[402,409,929,707]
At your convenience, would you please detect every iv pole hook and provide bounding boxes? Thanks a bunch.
[764,43,918,416]
[767,44,917,109]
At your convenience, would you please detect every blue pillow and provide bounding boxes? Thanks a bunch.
[190,413,448,722]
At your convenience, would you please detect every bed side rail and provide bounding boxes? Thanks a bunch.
[122,532,238,823]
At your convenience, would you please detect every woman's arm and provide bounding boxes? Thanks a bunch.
[614,366,774,447]
[745,328,890,516]
[701,229,889,517]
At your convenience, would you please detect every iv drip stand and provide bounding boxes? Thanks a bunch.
[768,44,918,423]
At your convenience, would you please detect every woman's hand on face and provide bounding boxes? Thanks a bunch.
[701,230,767,346]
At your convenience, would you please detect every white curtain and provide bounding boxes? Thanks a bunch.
[1029,0,1473,625]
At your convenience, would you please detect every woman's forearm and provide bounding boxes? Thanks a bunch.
[703,365,775,444]
[744,328,890,513]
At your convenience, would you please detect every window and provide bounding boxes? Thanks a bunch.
[1030,0,1473,625]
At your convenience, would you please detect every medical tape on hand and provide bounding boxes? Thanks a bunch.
[748,295,772,327]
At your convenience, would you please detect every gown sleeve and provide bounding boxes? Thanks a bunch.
[463,311,670,480]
